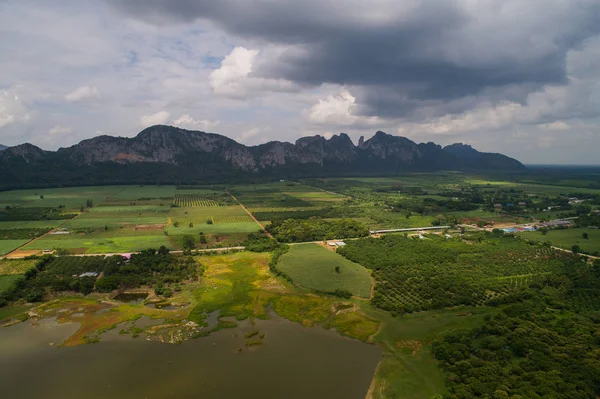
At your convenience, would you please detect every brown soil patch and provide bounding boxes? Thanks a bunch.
[5,249,40,258]
[396,339,423,355]
[69,248,88,254]
[135,224,166,231]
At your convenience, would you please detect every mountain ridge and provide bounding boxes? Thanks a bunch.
[0,125,525,188]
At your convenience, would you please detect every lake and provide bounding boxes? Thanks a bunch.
[0,313,381,398]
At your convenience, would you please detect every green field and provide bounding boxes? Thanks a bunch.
[0,259,37,275]
[0,240,29,255]
[113,185,176,199]
[0,275,22,295]
[278,244,372,298]
[24,234,172,254]
[167,205,260,235]
[521,228,600,255]
[0,186,123,210]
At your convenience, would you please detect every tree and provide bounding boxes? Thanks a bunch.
[199,233,207,244]
[182,235,195,251]
[539,227,549,235]
[206,219,214,225]
[189,222,194,228]
[40,195,44,199]
[583,232,589,239]
[335,266,340,274]
[572,245,581,255]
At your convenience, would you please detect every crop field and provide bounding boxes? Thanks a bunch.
[112,186,176,200]
[24,234,172,254]
[173,194,235,207]
[0,240,29,256]
[88,205,169,213]
[0,259,37,275]
[521,227,600,255]
[0,220,63,229]
[0,186,123,210]
[278,244,372,298]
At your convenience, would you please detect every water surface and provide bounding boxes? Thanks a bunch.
[0,313,381,399]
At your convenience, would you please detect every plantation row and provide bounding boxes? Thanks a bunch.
[0,228,50,240]
[338,234,567,313]
[170,215,253,226]
[172,194,235,208]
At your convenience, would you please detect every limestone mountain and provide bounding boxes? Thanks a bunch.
[0,125,525,188]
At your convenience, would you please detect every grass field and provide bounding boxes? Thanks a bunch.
[0,220,64,229]
[0,186,123,210]
[0,274,22,294]
[278,244,372,298]
[521,228,600,254]
[113,186,176,199]
[167,205,260,235]
[24,234,172,254]
[0,240,29,255]
[0,259,37,274]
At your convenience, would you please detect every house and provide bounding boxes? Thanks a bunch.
[518,202,527,206]
[494,204,502,209]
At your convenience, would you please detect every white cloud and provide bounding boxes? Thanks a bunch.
[209,46,298,98]
[140,111,170,127]
[48,125,73,136]
[307,88,357,125]
[306,88,382,128]
[209,47,259,96]
[172,114,220,131]
[0,88,31,128]
[65,86,99,102]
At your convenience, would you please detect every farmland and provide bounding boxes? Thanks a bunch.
[278,244,372,298]
[0,240,29,255]
[522,227,600,255]
[1,170,600,398]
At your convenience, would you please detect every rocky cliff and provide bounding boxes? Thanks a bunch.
[0,125,525,188]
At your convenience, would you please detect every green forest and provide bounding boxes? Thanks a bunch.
[433,258,600,398]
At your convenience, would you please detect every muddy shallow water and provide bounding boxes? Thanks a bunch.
[0,313,381,399]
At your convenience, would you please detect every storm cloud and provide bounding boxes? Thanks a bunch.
[108,0,600,117]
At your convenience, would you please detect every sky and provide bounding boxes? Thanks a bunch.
[0,0,599,164]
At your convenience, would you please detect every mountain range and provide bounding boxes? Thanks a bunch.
[0,144,7,151]
[0,125,524,189]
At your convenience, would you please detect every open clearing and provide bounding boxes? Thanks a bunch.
[278,244,372,298]
[521,227,600,254]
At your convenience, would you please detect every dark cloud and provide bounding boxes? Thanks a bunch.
[108,0,600,117]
